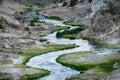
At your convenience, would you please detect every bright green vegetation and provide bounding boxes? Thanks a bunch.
[82,37,118,49]
[20,8,40,15]
[45,16,63,21]
[57,52,120,73]
[51,26,69,33]
[56,28,83,39]
[14,64,49,80]
[17,44,76,80]
[57,51,92,71]
[63,20,84,26]
[66,70,109,80]
[21,8,33,13]
[19,69,49,80]
[82,37,107,48]
[21,44,76,65]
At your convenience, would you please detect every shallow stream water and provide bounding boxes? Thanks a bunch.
[26,3,117,79]
[27,18,116,80]
[27,19,93,80]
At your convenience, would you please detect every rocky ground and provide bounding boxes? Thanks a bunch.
[0,1,54,80]
[82,0,120,45]
[40,1,92,24]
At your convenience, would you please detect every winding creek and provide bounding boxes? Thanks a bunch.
[26,1,116,79]
[26,18,117,80]
[27,19,93,80]
[27,39,92,80]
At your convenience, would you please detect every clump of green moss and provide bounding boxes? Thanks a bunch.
[22,8,33,13]
[51,26,69,33]
[57,52,120,72]
[63,20,84,26]
[56,27,84,39]
[19,69,50,80]
[45,16,63,21]
[82,37,118,49]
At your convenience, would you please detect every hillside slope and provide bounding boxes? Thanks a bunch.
[82,0,120,44]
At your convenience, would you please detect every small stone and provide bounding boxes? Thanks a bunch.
[113,62,119,69]
[85,69,95,74]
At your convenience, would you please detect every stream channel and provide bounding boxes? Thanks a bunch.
[26,17,116,80]
[26,0,118,79]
